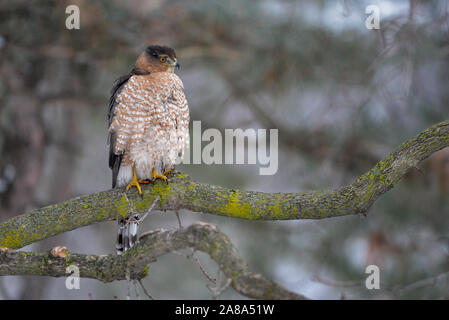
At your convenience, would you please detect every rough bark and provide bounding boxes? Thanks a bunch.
[0,120,448,299]
[0,222,306,300]
[0,120,448,250]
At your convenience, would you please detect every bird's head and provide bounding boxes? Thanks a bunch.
[134,45,179,74]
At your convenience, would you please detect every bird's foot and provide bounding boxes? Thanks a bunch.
[126,171,143,196]
[138,179,152,184]
[152,168,171,182]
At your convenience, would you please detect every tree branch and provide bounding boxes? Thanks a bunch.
[1,120,448,250]
[0,120,447,299]
[0,222,306,300]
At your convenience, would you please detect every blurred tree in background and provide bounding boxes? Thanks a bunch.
[0,0,448,299]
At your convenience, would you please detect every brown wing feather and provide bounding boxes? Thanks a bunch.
[108,68,151,188]
[108,73,132,188]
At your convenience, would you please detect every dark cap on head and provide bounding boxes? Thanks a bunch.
[145,45,177,59]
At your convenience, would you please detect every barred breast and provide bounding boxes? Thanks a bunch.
[109,72,189,186]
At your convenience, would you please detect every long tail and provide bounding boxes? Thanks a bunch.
[116,218,138,255]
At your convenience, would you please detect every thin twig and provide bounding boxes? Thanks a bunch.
[173,249,216,284]
[138,196,160,223]
[207,271,231,299]
[397,271,449,296]
[122,192,134,215]
[175,210,183,228]
[190,251,216,284]
[138,279,155,300]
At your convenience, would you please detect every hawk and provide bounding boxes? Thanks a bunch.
[108,45,189,254]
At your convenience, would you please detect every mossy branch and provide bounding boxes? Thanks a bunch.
[1,120,448,250]
[0,222,307,300]
[0,120,447,299]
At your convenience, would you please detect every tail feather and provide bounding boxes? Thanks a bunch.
[116,218,138,255]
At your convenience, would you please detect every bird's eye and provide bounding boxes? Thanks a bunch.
[160,57,167,63]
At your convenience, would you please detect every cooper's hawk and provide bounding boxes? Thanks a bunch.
[108,45,189,254]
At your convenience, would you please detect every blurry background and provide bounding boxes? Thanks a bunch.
[0,0,448,299]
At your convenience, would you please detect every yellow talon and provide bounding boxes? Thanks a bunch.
[126,166,143,195]
[152,168,171,182]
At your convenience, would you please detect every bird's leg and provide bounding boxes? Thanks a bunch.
[126,166,143,195]
[151,168,171,182]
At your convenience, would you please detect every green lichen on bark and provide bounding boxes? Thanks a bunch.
[0,120,448,300]
[0,223,306,299]
[0,120,448,250]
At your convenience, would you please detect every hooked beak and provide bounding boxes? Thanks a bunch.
[170,58,180,69]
